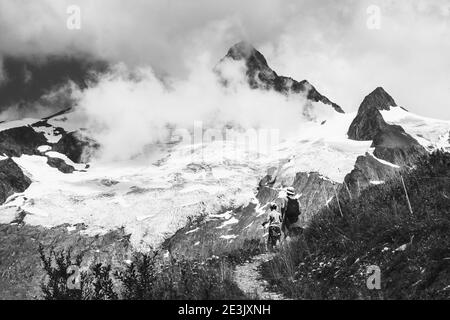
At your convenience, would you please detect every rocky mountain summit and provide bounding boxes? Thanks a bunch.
[348,87,398,140]
[348,87,426,167]
[218,41,344,113]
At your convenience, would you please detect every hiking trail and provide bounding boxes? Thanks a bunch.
[233,252,289,300]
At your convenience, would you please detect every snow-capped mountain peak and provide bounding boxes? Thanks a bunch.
[348,86,400,141]
[360,86,398,112]
[218,42,345,114]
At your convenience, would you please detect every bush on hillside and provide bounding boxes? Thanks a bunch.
[39,245,84,300]
[261,150,450,299]
[39,248,246,300]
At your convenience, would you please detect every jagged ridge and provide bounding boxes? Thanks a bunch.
[219,41,344,113]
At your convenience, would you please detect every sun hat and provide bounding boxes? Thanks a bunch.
[286,187,295,197]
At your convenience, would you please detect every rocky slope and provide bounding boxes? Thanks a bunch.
[164,85,447,258]
[341,87,429,199]
[0,158,31,204]
[348,87,426,165]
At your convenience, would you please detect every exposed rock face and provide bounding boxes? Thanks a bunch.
[46,157,75,174]
[372,127,427,166]
[0,158,31,204]
[219,41,344,113]
[348,87,426,166]
[348,87,397,141]
[256,170,337,222]
[53,131,97,163]
[347,106,390,141]
[290,172,337,222]
[33,116,98,164]
[0,126,47,157]
[165,170,338,259]
[341,87,429,203]
[359,87,397,112]
[343,153,400,197]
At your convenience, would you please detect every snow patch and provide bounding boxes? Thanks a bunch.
[216,217,239,229]
[0,118,39,132]
[220,234,237,240]
[37,145,52,153]
[180,184,224,194]
[32,126,62,143]
[326,196,334,206]
[186,227,199,234]
[45,151,87,171]
[209,211,233,220]
[380,108,450,150]
[67,226,77,232]
[244,222,254,230]
[370,152,401,168]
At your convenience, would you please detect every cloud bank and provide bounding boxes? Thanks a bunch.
[0,0,449,119]
[76,58,334,161]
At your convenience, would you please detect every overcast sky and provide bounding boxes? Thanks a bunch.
[0,0,449,118]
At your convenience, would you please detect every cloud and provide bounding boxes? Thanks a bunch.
[261,0,450,118]
[0,0,449,119]
[75,57,334,161]
[0,0,293,75]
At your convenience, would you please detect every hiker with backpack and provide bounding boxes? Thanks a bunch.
[280,187,303,239]
[262,202,283,251]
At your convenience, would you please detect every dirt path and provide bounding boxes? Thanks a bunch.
[233,252,289,300]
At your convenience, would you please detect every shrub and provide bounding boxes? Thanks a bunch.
[39,245,83,300]
[39,245,117,300]
[261,151,450,299]
[40,248,246,300]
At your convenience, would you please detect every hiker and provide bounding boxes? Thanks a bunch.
[280,187,303,239]
[262,202,282,251]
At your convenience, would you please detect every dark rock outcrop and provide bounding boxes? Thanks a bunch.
[348,87,426,166]
[53,131,98,163]
[0,158,31,204]
[0,114,95,176]
[372,127,427,166]
[359,86,397,112]
[347,105,390,141]
[347,87,397,141]
[46,157,75,174]
[218,41,344,113]
[291,172,338,223]
[343,153,400,198]
[164,169,338,259]
[0,126,47,157]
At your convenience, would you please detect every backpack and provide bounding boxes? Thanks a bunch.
[284,197,300,224]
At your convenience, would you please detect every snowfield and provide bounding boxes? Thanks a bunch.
[381,107,450,150]
[1,105,448,250]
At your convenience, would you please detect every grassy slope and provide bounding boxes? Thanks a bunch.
[261,151,450,299]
